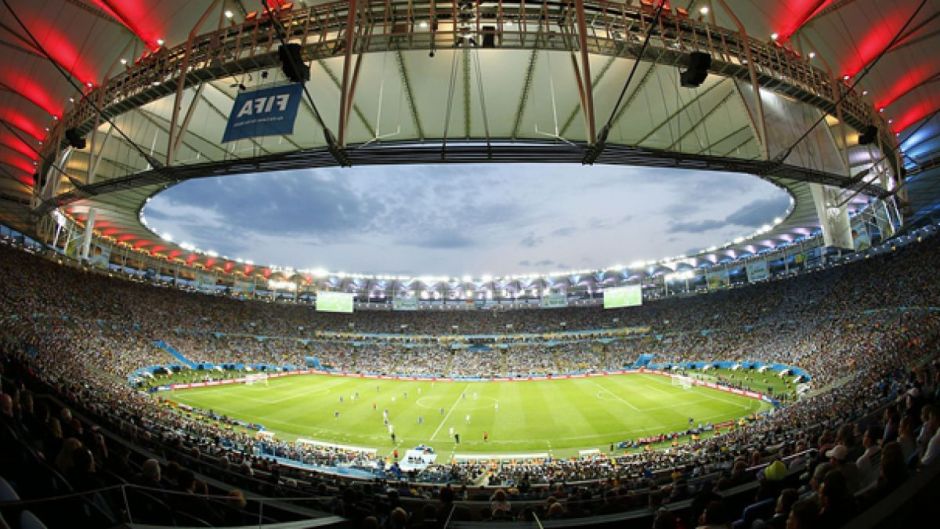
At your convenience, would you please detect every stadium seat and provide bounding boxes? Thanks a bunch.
[18,511,48,529]
[0,476,18,502]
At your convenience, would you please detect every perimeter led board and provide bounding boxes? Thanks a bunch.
[316,291,355,313]
[603,285,642,309]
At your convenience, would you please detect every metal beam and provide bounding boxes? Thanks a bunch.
[315,59,376,138]
[560,54,617,138]
[394,49,425,140]
[573,0,597,143]
[635,79,729,146]
[666,90,735,151]
[511,49,539,139]
[695,125,756,155]
[338,0,359,146]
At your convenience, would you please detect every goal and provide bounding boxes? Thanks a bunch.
[671,375,694,390]
[244,373,269,386]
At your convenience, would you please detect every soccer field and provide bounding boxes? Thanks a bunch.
[163,373,771,458]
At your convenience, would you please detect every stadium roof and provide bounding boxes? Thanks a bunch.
[0,0,937,282]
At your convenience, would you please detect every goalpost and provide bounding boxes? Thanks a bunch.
[671,375,694,390]
[244,373,269,386]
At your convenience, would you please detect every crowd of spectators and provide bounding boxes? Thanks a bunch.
[0,231,939,527]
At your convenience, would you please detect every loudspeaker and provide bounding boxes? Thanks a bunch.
[858,125,877,145]
[680,52,711,88]
[481,26,496,48]
[278,43,309,83]
[65,128,86,150]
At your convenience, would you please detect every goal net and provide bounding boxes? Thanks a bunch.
[244,373,269,386]
[671,375,694,390]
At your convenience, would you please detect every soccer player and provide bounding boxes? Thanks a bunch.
[418,416,423,425]
[391,432,396,443]
[440,407,445,416]
[483,431,489,442]
[495,401,499,412]
[334,410,339,419]
[403,391,408,399]
[465,414,471,424]
[339,395,344,404]
[454,433,460,444]
[449,426,454,438]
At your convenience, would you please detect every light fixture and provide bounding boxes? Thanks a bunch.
[68,97,74,103]
[808,52,816,59]
[770,33,778,41]
[879,107,885,113]
[224,9,234,19]
[842,74,850,81]
[888,119,894,124]
[699,6,709,15]
[418,20,428,29]
[85,81,93,88]
[862,90,869,96]
[120,58,128,65]
[156,39,165,46]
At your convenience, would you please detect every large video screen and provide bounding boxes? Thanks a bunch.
[603,285,642,309]
[316,291,355,313]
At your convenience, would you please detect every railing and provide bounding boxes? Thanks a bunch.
[46,0,891,158]
[0,483,345,528]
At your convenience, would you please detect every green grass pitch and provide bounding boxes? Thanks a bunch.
[164,373,771,459]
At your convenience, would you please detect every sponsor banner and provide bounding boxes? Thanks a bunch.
[222,83,304,142]
[745,260,769,283]
[706,269,730,290]
[539,292,568,309]
[392,297,418,311]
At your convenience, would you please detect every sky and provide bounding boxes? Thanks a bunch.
[144,164,791,276]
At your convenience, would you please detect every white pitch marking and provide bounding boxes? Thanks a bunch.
[429,384,470,441]
[586,379,641,411]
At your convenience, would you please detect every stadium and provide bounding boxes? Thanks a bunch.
[1,1,940,528]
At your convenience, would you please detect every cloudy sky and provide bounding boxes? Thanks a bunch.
[144,164,790,276]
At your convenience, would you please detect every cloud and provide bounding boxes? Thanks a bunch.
[724,196,791,227]
[668,196,791,234]
[520,233,543,247]
[400,230,477,249]
[668,219,729,233]
[551,226,578,237]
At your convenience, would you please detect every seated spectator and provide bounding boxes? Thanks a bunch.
[816,470,856,528]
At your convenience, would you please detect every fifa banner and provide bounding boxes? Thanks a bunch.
[88,243,111,269]
[706,269,730,290]
[852,222,871,252]
[745,260,769,283]
[603,285,642,309]
[392,297,418,311]
[540,292,568,309]
[222,84,303,143]
[233,280,255,294]
[317,291,354,313]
